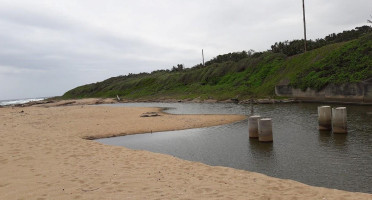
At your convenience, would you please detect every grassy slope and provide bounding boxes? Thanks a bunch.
[63,33,372,100]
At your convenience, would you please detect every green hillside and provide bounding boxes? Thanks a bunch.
[63,32,372,101]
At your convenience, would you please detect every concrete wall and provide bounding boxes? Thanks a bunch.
[364,80,372,102]
[275,79,372,103]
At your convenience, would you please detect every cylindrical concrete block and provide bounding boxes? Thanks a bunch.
[258,118,273,142]
[332,107,347,134]
[248,115,261,138]
[318,106,332,131]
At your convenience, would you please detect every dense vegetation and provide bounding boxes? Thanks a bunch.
[271,26,371,56]
[63,27,372,100]
[201,26,371,65]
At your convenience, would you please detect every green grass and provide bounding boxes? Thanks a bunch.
[62,33,372,100]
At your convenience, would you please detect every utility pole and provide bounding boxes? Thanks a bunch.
[302,0,307,52]
[202,49,205,66]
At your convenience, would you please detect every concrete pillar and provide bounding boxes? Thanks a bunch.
[332,107,347,134]
[248,115,261,138]
[318,106,332,131]
[258,118,273,142]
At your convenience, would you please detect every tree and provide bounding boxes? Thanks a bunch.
[171,64,184,72]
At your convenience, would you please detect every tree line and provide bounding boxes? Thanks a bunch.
[189,26,372,68]
[114,25,372,78]
[271,26,371,56]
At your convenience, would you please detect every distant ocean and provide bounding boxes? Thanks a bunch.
[0,97,47,106]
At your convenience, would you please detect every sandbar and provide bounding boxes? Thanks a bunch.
[0,99,370,199]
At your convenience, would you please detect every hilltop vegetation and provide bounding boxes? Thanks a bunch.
[63,26,372,100]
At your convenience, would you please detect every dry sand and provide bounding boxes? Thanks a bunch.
[0,99,370,199]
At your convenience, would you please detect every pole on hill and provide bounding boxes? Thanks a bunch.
[302,0,307,52]
[202,49,205,66]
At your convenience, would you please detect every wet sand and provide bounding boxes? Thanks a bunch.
[0,99,370,199]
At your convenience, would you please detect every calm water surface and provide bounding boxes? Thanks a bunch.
[96,102,372,193]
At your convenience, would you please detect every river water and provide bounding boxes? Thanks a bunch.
[96,102,372,193]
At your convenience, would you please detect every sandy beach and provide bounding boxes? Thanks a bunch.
[0,99,370,199]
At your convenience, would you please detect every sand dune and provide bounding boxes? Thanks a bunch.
[0,101,370,199]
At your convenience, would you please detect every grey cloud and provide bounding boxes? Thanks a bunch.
[0,0,371,100]
[0,6,77,31]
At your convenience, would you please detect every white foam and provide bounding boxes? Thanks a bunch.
[0,98,45,106]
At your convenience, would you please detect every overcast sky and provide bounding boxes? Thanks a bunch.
[0,0,371,100]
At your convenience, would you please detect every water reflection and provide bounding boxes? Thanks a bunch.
[248,138,274,157]
[333,134,348,150]
[97,102,372,193]
[318,130,348,151]
[318,130,332,146]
